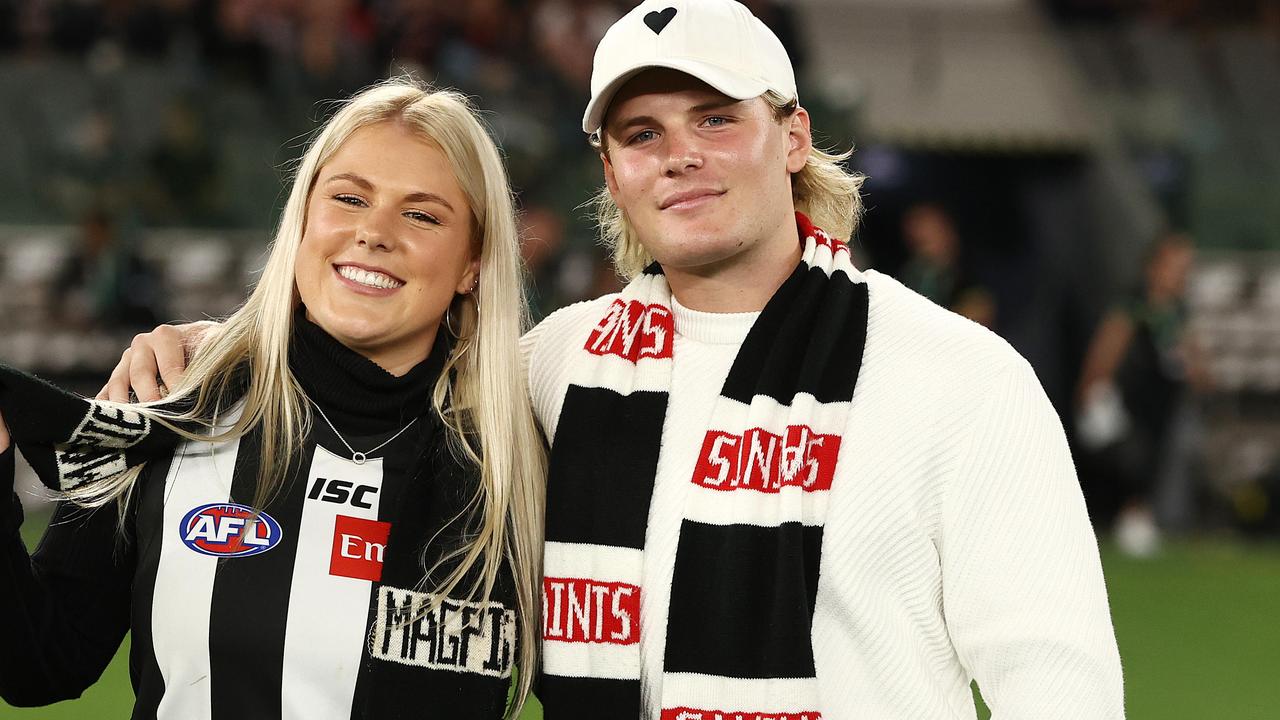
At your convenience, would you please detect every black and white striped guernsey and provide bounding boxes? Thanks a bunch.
[0,318,518,719]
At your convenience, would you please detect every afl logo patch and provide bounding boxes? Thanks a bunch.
[179,503,283,557]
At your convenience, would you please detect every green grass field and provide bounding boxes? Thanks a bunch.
[8,510,1280,719]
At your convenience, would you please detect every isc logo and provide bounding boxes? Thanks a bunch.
[179,503,283,557]
[307,476,379,509]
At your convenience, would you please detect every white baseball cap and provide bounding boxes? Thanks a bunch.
[582,0,798,135]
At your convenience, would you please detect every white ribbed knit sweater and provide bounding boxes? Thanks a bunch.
[524,270,1125,720]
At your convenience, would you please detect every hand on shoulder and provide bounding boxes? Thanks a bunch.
[98,320,222,403]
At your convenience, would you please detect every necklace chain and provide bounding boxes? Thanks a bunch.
[310,400,419,465]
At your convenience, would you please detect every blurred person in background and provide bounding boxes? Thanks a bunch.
[740,0,805,75]
[199,0,273,88]
[142,97,224,227]
[1077,230,1211,556]
[0,79,544,719]
[51,205,164,331]
[47,100,127,214]
[519,200,571,318]
[532,0,620,91]
[519,198,624,319]
[899,201,997,328]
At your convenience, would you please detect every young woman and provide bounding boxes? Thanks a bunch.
[0,79,544,719]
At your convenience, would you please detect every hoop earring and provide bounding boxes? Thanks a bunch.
[444,304,462,338]
[450,301,471,338]
[444,292,480,340]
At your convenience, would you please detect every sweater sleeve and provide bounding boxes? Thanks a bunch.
[521,296,618,440]
[0,444,135,707]
[938,358,1125,719]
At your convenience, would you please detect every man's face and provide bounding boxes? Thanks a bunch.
[600,69,810,278]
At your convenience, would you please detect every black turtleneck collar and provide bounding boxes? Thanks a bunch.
[289,308,449,436]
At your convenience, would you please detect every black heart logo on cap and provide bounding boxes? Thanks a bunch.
[644,7,677,34]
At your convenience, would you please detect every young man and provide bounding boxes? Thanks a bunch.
[99,1,1124,717]
[523,1,1123,718]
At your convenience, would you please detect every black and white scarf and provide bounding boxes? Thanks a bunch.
[540,214,869,719]
[0,368,179,494]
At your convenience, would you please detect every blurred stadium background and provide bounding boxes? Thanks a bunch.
[1,0,1278,717]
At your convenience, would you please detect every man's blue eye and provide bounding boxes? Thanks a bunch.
[629,130,657,145]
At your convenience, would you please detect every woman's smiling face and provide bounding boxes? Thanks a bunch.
[295,120,479,375]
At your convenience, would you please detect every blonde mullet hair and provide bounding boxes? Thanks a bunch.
[62,78,545,716]
[590,91,866,280]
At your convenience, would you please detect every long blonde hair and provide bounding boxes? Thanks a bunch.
[591,92,866,279]
[64,79,545,715]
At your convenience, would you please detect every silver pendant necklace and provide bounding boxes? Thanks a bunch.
[310,400,419,465]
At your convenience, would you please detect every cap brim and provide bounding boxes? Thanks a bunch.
[582,57,771,134]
